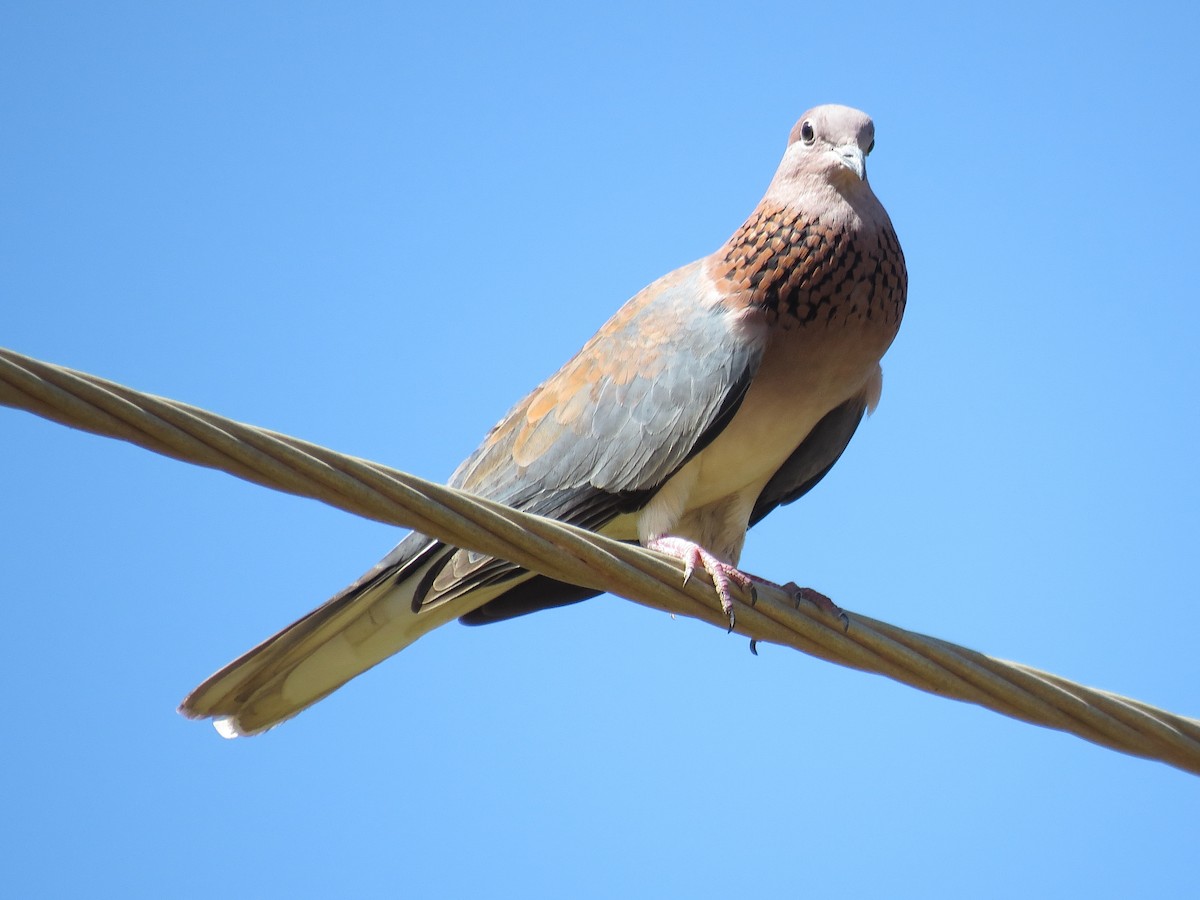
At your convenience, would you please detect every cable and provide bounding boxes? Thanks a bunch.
[2,346,1197,774]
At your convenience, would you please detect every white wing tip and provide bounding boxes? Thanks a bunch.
[213,716,246,740]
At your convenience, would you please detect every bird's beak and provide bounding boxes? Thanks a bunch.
[838,145,866,181]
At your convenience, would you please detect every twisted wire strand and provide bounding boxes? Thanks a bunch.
[3,346,1197,774]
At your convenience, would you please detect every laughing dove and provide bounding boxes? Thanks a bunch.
[181,104,907,736]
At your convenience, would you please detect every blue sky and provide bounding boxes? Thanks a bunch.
[3,2,1198,897]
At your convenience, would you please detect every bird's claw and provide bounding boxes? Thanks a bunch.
[787,583,850,631]
[648,536,754,632]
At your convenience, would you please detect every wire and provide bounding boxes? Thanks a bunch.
[2,345,1197,774]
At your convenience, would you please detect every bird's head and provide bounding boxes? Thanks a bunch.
[767,104,878,203]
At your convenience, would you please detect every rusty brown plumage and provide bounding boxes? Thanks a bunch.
[713,204,905,329]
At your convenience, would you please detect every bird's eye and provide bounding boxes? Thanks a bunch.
[866,138,875,155]
[800,121,815,144]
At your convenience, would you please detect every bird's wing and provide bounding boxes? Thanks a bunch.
[456,259,764,502]
[180,257,768,734]
[402,257,768,614]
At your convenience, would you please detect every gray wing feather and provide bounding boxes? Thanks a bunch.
[395,259,766,616]
[453,259,763,513]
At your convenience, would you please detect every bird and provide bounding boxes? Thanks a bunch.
[180,104,907,737]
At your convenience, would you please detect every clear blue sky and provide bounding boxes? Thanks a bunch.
[3,3,1198,897]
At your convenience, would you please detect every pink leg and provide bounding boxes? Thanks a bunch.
[747,582,849,654]
[645,536,756,629]
[645,537,849,637]
[783,582,849,630]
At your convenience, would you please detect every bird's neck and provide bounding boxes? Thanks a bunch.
[711,196,904,328]
[713,202,849,313]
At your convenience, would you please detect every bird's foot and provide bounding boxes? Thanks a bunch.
[784,582,850,631]
[646,536,756,630]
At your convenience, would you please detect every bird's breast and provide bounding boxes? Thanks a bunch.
[678,203,907,512]
[678,335,881,512]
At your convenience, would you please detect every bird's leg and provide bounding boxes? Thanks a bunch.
[645,536,756,630]
[746,580,848,656]
[783,582,850,631]
[740,583,850,655]
[644,539,850,635]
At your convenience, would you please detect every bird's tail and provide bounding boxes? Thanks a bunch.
[179,541,516,737]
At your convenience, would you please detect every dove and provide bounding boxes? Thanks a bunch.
[180,104,907,737]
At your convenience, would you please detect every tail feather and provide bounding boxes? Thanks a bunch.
[179,544,526,737]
